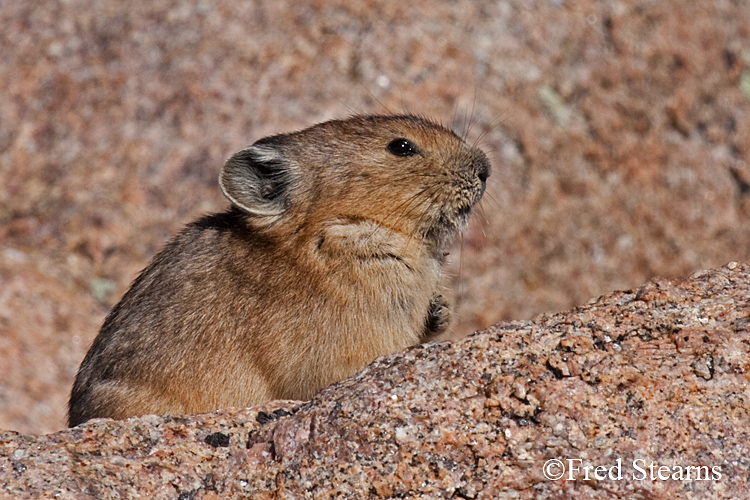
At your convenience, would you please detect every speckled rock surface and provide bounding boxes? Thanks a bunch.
[2,262,748,499]
[0,0,750,433]
[2,0,750,436]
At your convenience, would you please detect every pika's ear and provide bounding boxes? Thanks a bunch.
[219,143,297,224]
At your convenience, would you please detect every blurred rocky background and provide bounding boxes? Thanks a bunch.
[1,0,749,434]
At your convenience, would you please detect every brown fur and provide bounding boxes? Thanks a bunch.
[68,114,490,426]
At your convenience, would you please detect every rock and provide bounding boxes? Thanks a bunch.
[2,262,748,499]
[3,0,750,435]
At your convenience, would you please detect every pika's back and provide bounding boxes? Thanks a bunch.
[69,114,490,426]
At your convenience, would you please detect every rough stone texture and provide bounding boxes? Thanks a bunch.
[2,0,750,435]
[2,262,748,499]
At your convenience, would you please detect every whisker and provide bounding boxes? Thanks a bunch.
[464,99,483,143]
[458,230,465,313]
[472,112,509,149]
[380,185,438,223]
[390,198,438,256]
[362,184,440,247]
[384,171,444,182]
[403,187,443,251]
[461,106,471,141]
[475,202,491,229]
[398,186,442,232]
[451,100,460,138]
[327,91,364,117]
[360,83,392,115]
[479,188,501,212]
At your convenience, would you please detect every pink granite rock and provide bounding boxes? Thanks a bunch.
[2,0,750,436]
[2,263,748,499]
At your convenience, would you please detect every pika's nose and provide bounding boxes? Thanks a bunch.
[475,153,491,189]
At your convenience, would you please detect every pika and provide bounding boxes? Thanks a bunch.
[68,114,490,426]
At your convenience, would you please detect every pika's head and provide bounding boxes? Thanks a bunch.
[220,114,490,256]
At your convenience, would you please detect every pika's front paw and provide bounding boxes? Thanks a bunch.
[422,293,451,341]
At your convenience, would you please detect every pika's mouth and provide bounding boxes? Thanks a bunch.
[456,204,472,220]
[422,201,476,250]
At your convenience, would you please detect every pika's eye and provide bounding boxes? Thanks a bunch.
[387,138,419,157]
